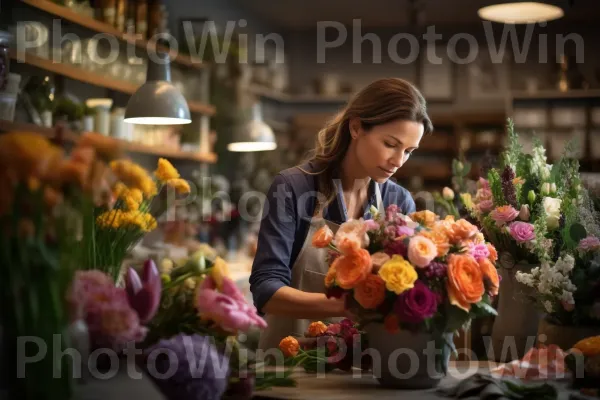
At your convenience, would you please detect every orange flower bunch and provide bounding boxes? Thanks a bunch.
[312,204,499,338]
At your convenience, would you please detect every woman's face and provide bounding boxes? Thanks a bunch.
[350,118,424,183]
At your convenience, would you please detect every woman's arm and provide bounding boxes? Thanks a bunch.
[262,286,346,319]
[250,173,347,320]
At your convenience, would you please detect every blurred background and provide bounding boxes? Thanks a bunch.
[2,0,600,302]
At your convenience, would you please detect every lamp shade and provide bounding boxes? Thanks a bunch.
[478,2,564,24]
[227,103,277,152]
[124,52,191,125]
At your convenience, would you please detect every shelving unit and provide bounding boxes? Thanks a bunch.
[19,0,205,70]
[10,52,216,116]
[249,85,350,104]
[0,119,218,163]
[508,89,600,172]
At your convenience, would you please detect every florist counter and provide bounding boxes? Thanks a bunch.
[73,360,593,400]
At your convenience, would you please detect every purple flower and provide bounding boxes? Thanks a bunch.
[508,221,536,243]
[144,334,230,400]
[125,259,162,323]
[396,225,415,237]
[385,204,399,221]
[384,239,408,258]
[578,236,600,252]
[469,243,491,261]
[424,262,448,279]
[393,280,438,324]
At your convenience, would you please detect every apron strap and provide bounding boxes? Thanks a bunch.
[375,183,385,214]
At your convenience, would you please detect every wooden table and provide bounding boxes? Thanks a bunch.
[250,361,586,400]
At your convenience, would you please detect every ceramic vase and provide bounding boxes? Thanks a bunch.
[489,261,542,362]
[363,322,453,389]
[537,317,600,351]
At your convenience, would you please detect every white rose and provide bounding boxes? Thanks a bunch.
[543,197,561,230]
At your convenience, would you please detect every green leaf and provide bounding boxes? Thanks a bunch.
[570,223,587,244]
[472,299,498,317]
[444,304,470,332]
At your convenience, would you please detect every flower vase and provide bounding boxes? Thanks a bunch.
[537,317,600,351]
[489,261,542,362]
[363,322,453,389]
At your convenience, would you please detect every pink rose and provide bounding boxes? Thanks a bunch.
[407,235,437,268]
[335,219,370,254]
[478,200,494,214]
[469,243,490,261]
[478,178,490,190]
[490,205,519,226]
[371,252,391,273]
[508,221,536,243]
[475,188,492,202]
[578,236,600,252]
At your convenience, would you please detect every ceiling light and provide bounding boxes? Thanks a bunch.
[125,52,191,125]
[478,2,564,24]
[227,103,277,152]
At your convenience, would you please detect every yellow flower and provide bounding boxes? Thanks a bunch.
[211,257,230,289]
[155,158,180,182]
[167,178,191,194]
[378,255,418,295]
[409,210,438,228]
[460,193,474,211]
[110,160,157,197]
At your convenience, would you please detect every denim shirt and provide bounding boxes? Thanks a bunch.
[249,161,416,314]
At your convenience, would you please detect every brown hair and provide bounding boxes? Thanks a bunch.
[300,78,433,215]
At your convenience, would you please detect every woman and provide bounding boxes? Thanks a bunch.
[249,78,433,351]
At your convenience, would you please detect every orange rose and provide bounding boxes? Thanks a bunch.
[451,219,479,242]
[312,225,334,248]
[354,274,386,309]
[407,235,438,268]
[279,336,300,357]
[334,220,369,254]
[324,265,336,288]
[478,258,499,296]
[487,244,498,263]
[446,254,484,312]
[419,230,450,257]
[384,314,400,334]
[409,210,438,228]
[432,216,455,237]
[333,248,373,289]
[306,321,328,337]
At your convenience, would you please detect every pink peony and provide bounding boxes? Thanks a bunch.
[508,221,536,243]
[86,301,147,349]
[490,205,519,226]
[478,200,494,214]
[478,178,490,190]
[578,236,600,252]
[334,219,369,254]
[469,243,490,261]
[407,235,438,268]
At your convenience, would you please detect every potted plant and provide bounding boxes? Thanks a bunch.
[310,206,499,389]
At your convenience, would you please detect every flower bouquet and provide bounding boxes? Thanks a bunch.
[457,119,598,359]
[277,319,372,374]
[311,205,499,388]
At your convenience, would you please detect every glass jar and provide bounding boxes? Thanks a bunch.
[0,31,13,92]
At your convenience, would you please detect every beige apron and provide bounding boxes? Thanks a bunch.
[257,183,384,352]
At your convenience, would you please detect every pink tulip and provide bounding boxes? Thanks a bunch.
[125,259,162,323]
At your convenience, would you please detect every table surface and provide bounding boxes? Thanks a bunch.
[251,361,586,400]
[72,360,591,400]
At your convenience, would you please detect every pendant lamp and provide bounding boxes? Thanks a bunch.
[124,52,191,125]
[478,1,565,24]
[227,103,277,152]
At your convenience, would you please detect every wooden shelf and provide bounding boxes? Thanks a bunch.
[0,119,217,163]
[511,89,600,101]
[249,85,350,104]
[20,0,205,70]
[10,52,216,116]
